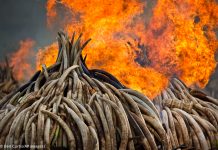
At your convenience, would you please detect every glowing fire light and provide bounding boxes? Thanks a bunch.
[36,43,58,70]
[37,0,218,98]
[9,39,35,81]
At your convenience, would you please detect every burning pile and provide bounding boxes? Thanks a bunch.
[0,32,217,149]
[0,59,18,99]
[41,0,218,98]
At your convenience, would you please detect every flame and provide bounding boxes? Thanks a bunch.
[36,43,58,70]
[146,0,218,87]
[9,39,35,81]
[37,0,218,98]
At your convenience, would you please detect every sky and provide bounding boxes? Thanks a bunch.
[0,0,56,60]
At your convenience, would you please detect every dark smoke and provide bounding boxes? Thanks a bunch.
[0,0,55,60]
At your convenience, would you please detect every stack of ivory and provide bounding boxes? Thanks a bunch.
[0,32,217,150]
[0,59,18,99]
[153,78,218,150]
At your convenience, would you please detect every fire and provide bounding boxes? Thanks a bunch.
[36,43,58,70]
[147,0,218,87]
[37,0,218,98]
[9,39,35,81]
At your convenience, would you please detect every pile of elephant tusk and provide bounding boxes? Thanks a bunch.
[153,78,218,150]
[0,59,18,99]
[0,32,217,150]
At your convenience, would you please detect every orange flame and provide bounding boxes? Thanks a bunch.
[36,43,58,70]
[146,0,218,87]
[37,0,218,98]
[10,39,35,81]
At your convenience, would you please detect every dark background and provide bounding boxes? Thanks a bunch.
[0,0,55,59]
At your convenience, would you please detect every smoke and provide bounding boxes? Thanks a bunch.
[0,0,55,60]
[205,32,218,97]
